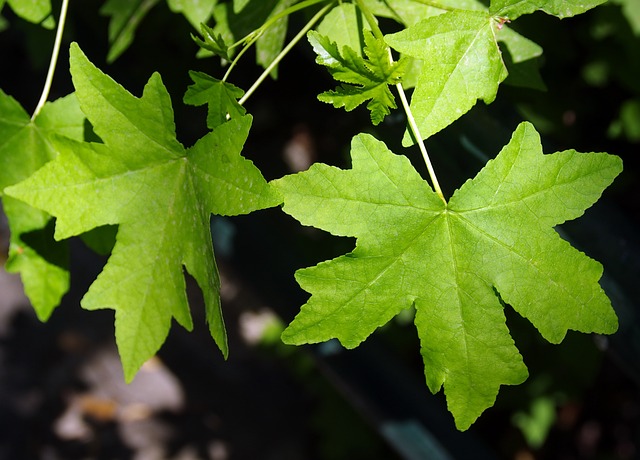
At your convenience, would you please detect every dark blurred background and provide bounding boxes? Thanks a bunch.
[0,1,638,459]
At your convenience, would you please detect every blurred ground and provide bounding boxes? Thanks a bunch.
[0,250,303,459]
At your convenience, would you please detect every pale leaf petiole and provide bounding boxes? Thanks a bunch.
[32,0,70,120]
[395,80,446,204]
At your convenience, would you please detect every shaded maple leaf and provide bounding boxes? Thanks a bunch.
[100,0,161,63]
[192,23,232,61]
[183,70,246,129]
[0,91,85,320]
[309,29,407,125]
[3,0,53,27]
[272,122,621,429]
[6,43,279,381]
[490,0,608,20]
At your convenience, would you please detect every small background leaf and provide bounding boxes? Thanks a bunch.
[317,2,370,55]
[183,70,246,129]
[490,0,608,20]
[101,0,161,63]
[5,0,52,27]
[497,26,545,90]
[256,0,296,78]
[233,0,250,13]
[613,0,640,35]
[167,0,217,29]
[211,0,291,74]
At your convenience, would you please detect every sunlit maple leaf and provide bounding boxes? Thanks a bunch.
[272,122,621,429]
[490,0,608,20]
[385,10,508,143]
[6,43,279,380]
[0,91,85,320]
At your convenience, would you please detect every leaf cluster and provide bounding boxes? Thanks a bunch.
[0,0,624,432]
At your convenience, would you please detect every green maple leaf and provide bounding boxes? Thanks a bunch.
[490,0,607,20]
[363,0,488,26]
[6,43,279,381]
[385,10,508,144]
[183,70,246,129]
[192,23,232,61]
[100,0,161,63]
[272,122,621,430]
[0,91,85,320]
[316,2,370,55]
[362,0,543,91]
[309,29,407,125]
[167,0,217,29]
[2,0,53,27]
